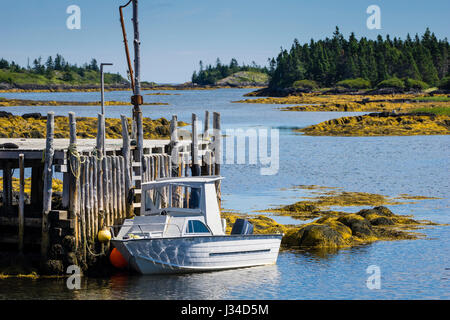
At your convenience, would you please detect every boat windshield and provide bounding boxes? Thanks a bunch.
[145,184,202,212]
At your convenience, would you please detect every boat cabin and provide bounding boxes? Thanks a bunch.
[115,176,226,240]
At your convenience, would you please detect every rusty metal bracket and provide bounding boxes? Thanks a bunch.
[131,95,143,106]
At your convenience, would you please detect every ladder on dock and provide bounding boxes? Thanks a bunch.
[131,149,142,216]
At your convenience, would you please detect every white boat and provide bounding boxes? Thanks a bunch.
[111,176,282,275]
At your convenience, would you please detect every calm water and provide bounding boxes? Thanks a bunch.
[0,89,449,299]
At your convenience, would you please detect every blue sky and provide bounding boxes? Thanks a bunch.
[1,0,449,83]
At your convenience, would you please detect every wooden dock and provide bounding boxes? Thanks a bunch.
[0,111,221,274]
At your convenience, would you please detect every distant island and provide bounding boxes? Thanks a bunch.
[191,58,270,87]
[0,54,130,91]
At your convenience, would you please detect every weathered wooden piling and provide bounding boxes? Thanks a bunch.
[191,113,200,176]
[2,162,12,211]
[213,112,222,206]
[41,112,55,263]
[170,115,179,178]
[121,115,132,218]
[68,112,79,246]
[204,110,210,139]
[18,153,25,254]
[202,111,211,176]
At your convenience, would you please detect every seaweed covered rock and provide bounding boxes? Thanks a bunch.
[0,114,184,139]
[43,259,64,275]
[62,235,77,252]
[282,223,347,248]
[337,214,376,238]
[49,244,65,260]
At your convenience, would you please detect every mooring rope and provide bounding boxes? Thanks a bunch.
[86,239,109,257]
[68,143,86,179]
[92,146,104,161]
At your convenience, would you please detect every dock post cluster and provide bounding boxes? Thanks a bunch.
[0,111,221,274]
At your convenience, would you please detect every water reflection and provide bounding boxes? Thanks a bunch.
[75,265,281,300]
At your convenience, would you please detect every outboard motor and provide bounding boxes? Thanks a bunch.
[231,219,254,235]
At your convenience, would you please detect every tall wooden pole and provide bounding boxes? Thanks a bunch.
[132,0,143,160]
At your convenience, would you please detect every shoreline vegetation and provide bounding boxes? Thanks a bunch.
[222,185,443,251]
[235,92,450,112]
[0,97,168,107]
[0,112,186,139]
[235,91,450,136]
[0,82,265,93]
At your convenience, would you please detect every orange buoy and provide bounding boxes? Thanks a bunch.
[109,248,128,269]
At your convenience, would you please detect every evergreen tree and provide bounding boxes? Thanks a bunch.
[267,28,448,89]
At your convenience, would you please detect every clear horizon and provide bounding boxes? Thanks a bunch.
[1,0,449,83]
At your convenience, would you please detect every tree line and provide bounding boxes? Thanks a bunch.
[0,54,125,83]
[192,58,269,85]
[268,27,449,89]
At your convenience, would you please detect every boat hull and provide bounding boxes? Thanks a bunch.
[111,234,282,275]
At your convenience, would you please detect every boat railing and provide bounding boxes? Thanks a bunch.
[109,223,183,239]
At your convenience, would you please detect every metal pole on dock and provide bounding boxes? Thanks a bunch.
[96,113,106,158]
[100,63,113,116]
